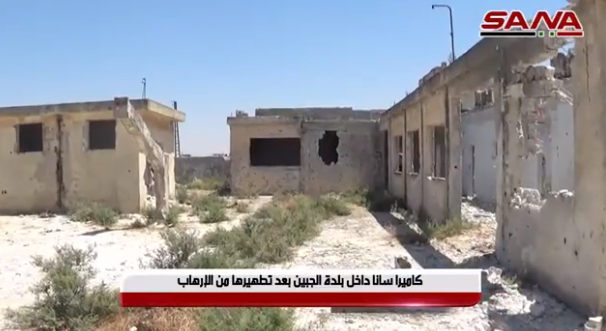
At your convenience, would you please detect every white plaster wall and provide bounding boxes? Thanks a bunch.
[550,102,574,191]
[461,102,573,204]
[461,108,498,203]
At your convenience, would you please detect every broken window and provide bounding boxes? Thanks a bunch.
[250,138,301,166]
[394,135,403,173]
[408,130,420,173]
[89,120,116,150]
[318,131,339,165]
[432,125,447,178]
[17,123,44,153]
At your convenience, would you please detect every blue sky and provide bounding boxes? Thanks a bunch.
[0,0,565,155]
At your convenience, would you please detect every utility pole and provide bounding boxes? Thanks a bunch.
[142,78,147,99]
[431,4,456,61]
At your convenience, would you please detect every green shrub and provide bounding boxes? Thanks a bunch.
[146,229,203,269]
[68,201,118,228]
[176,185,189,203]
[6,245,119,331]
[316,195,351,216]
[165,205,185,226]
[200,205,229,223]
[191,194,226,213]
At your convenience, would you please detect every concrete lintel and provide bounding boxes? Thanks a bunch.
[0,98,185,122]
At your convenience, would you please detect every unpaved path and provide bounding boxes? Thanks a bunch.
[273,204,585,331]
[0,200,585,331]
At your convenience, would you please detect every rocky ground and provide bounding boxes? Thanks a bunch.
[0,198,586,331]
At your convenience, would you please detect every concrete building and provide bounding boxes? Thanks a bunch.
[460,73,574,205]
[227,107,383,196]
[379,62,462,222]
[0,98,185,214]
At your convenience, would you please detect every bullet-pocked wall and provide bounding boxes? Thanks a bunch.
[227,108,382,196]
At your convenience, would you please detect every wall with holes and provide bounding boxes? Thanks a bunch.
[228,117,381,196]
[461,100,574,205]
[301,120,381,194]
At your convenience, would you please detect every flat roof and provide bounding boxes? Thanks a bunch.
[0,98,185,122]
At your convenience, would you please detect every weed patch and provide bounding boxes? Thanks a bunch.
[176,184,189,203]
[200,205,229,223]
[142,204,184,226]
[187,177,229,194]
[191,194,226,214]
[68,201,118,228]
[421,216,479,240]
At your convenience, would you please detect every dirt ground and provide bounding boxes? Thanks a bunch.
[0,198,585,331]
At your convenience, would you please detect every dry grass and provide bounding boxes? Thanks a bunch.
[422,216,479,240]
[96,308,200,331]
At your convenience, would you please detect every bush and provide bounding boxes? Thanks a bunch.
[191,194,226,214]
[200,205,229,223]
[146,229,203,269]
[201,194,342,266]
[6,245,119,331]
[176,185,189,203]
[165,205,185,226]
[142,204,184,226]
[68,201,118,228]
[316,195,351,216]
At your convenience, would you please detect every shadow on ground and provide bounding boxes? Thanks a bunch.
[331,211,584,331]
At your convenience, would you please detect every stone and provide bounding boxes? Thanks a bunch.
[394,256,412,269]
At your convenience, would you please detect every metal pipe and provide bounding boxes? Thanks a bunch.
[431,4,456,61]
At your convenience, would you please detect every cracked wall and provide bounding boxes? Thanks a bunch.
[495,56,603,315]
[0,109,176,214]
[461,73,574,205]
[228,116,380,196]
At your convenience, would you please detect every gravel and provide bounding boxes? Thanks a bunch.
[0,200,585,331]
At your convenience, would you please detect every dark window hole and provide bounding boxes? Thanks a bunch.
[318,131,339,165]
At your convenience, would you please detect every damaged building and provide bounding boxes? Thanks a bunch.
[460,51,575,205]
[227,107,383,196]
[379,61,461,223]
[376,0,606,317]
[0,98,185,214]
